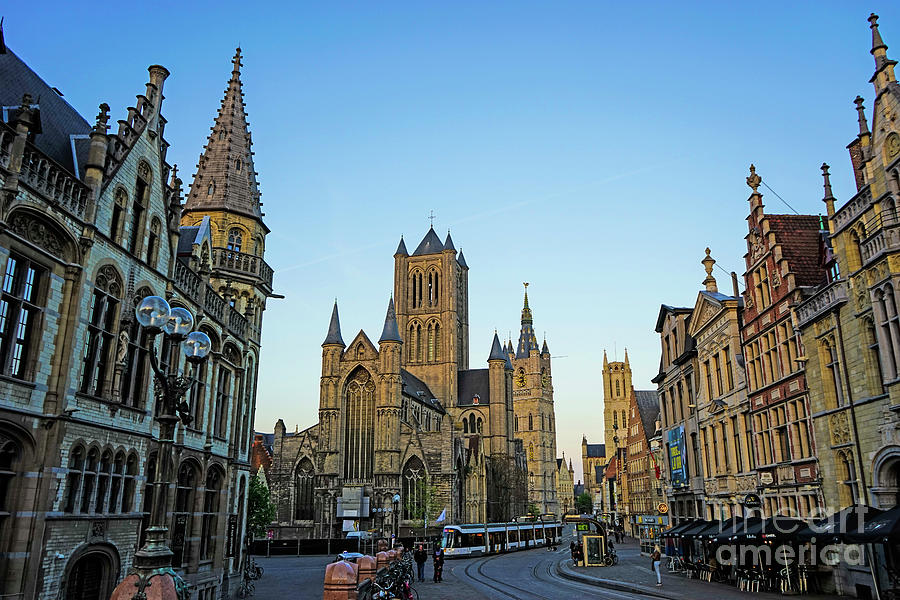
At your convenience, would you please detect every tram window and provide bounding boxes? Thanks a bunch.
[508,529,519,542]
[441,530,457,548]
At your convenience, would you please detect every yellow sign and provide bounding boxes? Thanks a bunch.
[657,503,669,514]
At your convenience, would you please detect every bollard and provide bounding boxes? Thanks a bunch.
[357,555,376,584]
[323,560,358,600]
[393,544,405,558]
[387,549,397,564]
[375,551,390,572]
[377,539,388,553]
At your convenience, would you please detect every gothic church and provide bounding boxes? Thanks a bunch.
[264,227,559,538]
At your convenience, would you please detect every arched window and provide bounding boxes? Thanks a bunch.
[80,266,122,398]
[129,162,151,255]
[94,450,112,514]
[528,414,533,430]
[849,230,863,271]
[294,458,315,520]
[343,368,375,480]
[614,411,618,429]
[402,456,426,520]
[110,189,126,244]
[463,418,469,433]
[227,228,243,253]
[416,323,423,362]
[218,130,225,141]
[79,448,99,514]
[838,449,859,506]
[121,453,137,513]
[173,462,197,567]
[865,318,886,395]
[621,411,626,430]
[65,445,85,513]
[139,453,156,547]
[214,349,235,438]
[528,443,534,462]
[427,270,440,306]
[201,467,223,560]
[121,290,152,408]
[468,414,476,434]
[823,340,844,409]
[207,181,215,196]
[477,417,482,433]
[146,218,161,268]
[0,437,21,537]
[0,253,47,379]
[616,380,620,396]
[235,159,242,171]
[426,322,441,362]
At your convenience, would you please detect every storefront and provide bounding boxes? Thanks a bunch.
[634,514,669,555]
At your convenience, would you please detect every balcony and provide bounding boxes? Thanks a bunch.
[796,280,848,328]
[860,213,900,266]
[211,248,273,292]
[832,186,873,234]
[173,260,248,339]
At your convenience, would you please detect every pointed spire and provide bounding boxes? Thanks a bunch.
[516,283,539,358]
[521,282,532,324]
[488,331,505,362]
[185,47,263,222]
[395,236,408,257]
[702,248,718,293]
[379,297,401,343]
[624,348,630,365]
[822,163,836,218]
[505,352,514,371]
[541,337,550,355]
[603,350,608,366]
[569,457,574,472]
[855,96,870,137]
[457,248,468,269]
[870,13,888,56]
[323,301,345,346]
[412,226,444,255]
[443,230,456,252]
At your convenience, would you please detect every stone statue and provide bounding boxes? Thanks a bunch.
[116,329,129,364]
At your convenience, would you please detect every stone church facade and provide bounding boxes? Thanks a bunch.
[265,228,558,539]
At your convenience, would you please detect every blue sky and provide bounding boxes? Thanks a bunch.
[6,1,900,480]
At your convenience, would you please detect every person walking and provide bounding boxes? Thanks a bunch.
[413,544,427,583]
[432,547,444,583]
[651,547,663,587]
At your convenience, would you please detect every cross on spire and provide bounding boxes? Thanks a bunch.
[428,210,436,227]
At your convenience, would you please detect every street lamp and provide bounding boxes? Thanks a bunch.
[392,493,401,541]
[111,295,211,599]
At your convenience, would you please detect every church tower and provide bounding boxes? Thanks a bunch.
[393,227,469,405]
[181,48,274,345]
[603,350,632,456]
[510,284,558,516]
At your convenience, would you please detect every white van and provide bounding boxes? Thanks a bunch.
[346,531,374,541]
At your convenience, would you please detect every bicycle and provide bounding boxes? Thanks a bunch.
[236,578,255,598]
[247,557,263,580]
[602,550,618,566]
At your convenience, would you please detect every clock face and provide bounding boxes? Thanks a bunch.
[542,375,550,387]
[888,132,900,158]
[516,374,527,388]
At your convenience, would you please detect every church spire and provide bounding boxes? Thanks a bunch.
[323,301,345,347]
[516,283,539,358]
[379,297,401,343]
[868,13,897,91]
[185,47,264,223]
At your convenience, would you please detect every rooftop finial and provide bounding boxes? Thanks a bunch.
[854,96,870,136]
[821,163,834,199]
[702,247,718,293]
[428,210,435,228]
[232,47,243,76]
[94,103,110,133]
[870,13,887,55]
[746,164,761,192]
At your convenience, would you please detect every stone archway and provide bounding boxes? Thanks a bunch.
[62,545,119,600]
[871,445,900,509]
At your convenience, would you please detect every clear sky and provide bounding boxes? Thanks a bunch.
[5,1,900,482]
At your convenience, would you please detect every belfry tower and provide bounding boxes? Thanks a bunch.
[602,350,632,455]
[182,48,275,345]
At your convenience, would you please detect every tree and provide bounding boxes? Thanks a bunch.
[575,492,593,515]
[247,472,276,539]
[486,453,528,522]
[405,477,440,533]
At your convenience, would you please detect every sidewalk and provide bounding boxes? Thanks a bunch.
[556,538,852,600]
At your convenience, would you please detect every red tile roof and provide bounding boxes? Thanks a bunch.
[766,214,826,287]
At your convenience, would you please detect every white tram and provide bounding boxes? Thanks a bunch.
[440,520,562,558]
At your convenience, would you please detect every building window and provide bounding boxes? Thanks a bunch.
[227,228,243,253]
[0,255,45,379]
[146,218,161,268]
[529,413,533,430]
[121,295,151,408]
[173,462,197,568]
[838,450,859,506]
[207,181,215,196]
[704,360,713,400]
[427,270,439,307]
[200,467,223,560]
[778,322,799,375]
[343,368,375,480]
[823,340,844,409]
[410,271,423,309]
[724,349,734,391]
[295,458,315,520]
[731,416,743,472]
[876,286,900,380]
[129,163,151,256]
[213,366,232,438]
[111,189,126,244]
[713,354,723,397]
[402,456,426,520]
[427,322,441,362]
[80,267,122,397]
[754,265,771,309]
[139,454,157,547]
[615,380,621,396]
[865,319,886,395]
[0,438,20,537]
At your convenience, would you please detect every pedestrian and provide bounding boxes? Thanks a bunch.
[651,546,662,587]
[432,547,444,583]
[413,544,427,583]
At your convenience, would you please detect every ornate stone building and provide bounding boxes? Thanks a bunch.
[0,35,271,600]
[556,453,575,514]
[740,167,824,518]
[580,436,606,512]
[653,304,704,525]
[265,229,554,540]
[797,14,900,516]
[690,249,757,519]
[624,386,662,540]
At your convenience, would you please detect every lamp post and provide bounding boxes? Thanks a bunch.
[110,296,211,600]
[392,493,401,541]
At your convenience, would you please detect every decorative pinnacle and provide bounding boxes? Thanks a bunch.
[20,93,33,110]
[746,164,761,192]
[821,163,834,200]
[231,47,243,77]
[854,96,870,136]
[870,13,887,55]
[94,103,110,133]
[702,248,718,293]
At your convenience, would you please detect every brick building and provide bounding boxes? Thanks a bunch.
[624,387,662,545]
[0,36,273,599]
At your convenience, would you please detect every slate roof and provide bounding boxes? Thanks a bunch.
[585,443,606,458]
[0,45,92,176]
[488,333,505,361]
[443,231,456,251]
[412,227,444,255]
[573,482,585,496]
[556,458,564,469]
[635,390,661,439]
[766,214,826,287]
[379,298,401,343]
[323,302,344,346]
[395,237,408,256]
[401,368,445,413]
[458,369,490,407]
[176,216,211,258]
[457,249,468,269]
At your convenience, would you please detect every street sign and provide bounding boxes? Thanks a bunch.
[743,493,762,508]
[657,503,669,514]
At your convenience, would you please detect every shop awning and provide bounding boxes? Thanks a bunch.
[708,517,763,543]
[845,505,900,544]
[681,520,721,540]
[661,519,703,538]
[728,517,804,542]
[795,505,884,543]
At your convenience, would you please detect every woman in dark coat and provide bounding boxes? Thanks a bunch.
[432,547,444,583]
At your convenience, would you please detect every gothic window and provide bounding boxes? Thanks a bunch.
[416,323,423,362]
[514,416,518,432]
[402,456,426,520]
[129,162,151,256]
[94,450,112,514]
[122,453,137,513]
[218,130,225,141]
[615,380,620,396]
[613,411,618,429]
[139,453,157,547]
[528,443,534,463]
[173,462,197,567]
[111,189,126,244]
[146,218,161,268]
[477,417,482,433]
[427,270,440,307]
[822,339,844,409]
[227,228,243,253]
[207,181,215,196]
[468,414,475,434]
[343,368,375,480]
[877,285,900,379]
[243,357,256,450]
[214,347,236,438]
[200,466,223,560]
[427,322,441,362]
[80,266,123,397]
[865,318,886,395]
[108,451,125,513]
[0,437,20,537]
[65,445,99,514]
[621,411,626,430]
[188,345,210,427]
[294,458,315,520]
[0,254,45,379]
[528,413,533,430]
[463,418,468,433]
[235,159,242,171]
[121,291,152,408]
[410,270,424,309]
[837,449,859,506]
